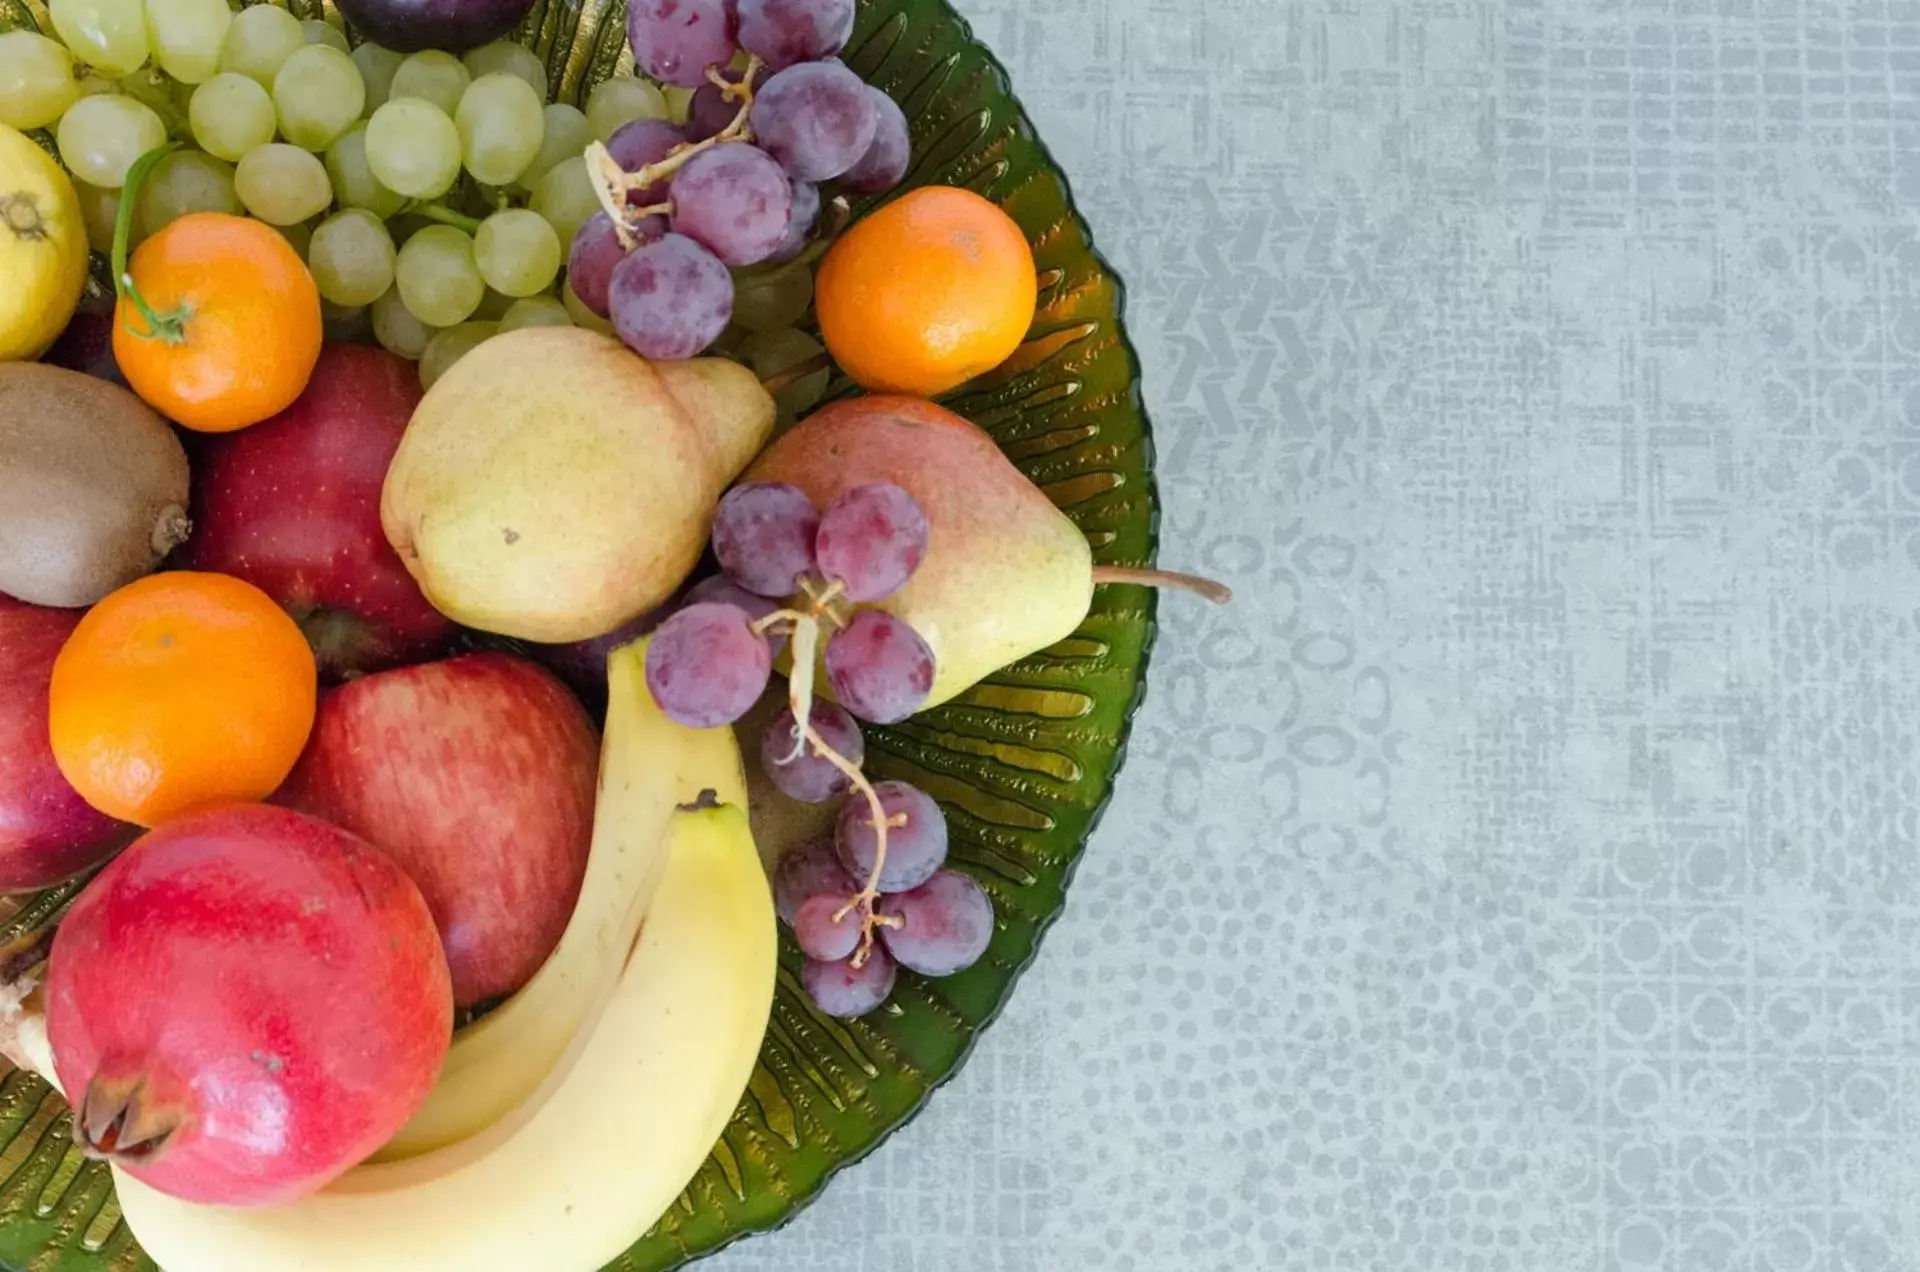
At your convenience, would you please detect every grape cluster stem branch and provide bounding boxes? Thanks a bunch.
[583,54,766,247]
[804,727,902,969]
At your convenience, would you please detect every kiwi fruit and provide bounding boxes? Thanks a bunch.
[0,363,191,608]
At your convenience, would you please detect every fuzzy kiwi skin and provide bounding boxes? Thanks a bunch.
[0,363,191,608]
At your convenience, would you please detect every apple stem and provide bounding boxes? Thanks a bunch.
[1091,565,1234,604]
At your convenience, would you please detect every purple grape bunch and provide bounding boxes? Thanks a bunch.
[774,831,994,1020]
[644,478,936,733]
[575,0,913,362]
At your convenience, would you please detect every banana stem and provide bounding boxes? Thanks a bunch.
[113,142,191,347]
[1091,565,1234,604]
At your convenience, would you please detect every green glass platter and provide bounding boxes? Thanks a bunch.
[0,0,1161,1267]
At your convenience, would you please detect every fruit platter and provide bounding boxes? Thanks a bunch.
[0,0,1227,1267]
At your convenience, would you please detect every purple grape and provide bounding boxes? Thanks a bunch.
[629,0,739,87]
[878,869,993,976]
[332,0,531,53]
[668,143,794,266]
[815,482,928,602]
[793,893,861,960]
[773,837,857,926]
[823,609,934,724]
[839,86,909,194]
[802,946,896,1018]
[607,117,687,206]
[761,698,864,802]
[608,232,733,359]
[711,481,819,597]
[682,573,788,657]
[643,601,771,727]
[749,60,877,182]
[736,0,854,70]
[834,779,946,893]
[765,179,818,262]
[686,68,745,142]
[567,211,663,318]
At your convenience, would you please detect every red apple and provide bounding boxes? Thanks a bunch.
[183,344,454,678]
[0,597,134,890]
[275,652,596,1006]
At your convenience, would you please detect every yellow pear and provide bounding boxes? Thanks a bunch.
[746,395,1227,711]
[382,328,772,642]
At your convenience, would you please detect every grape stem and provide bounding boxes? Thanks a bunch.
[807,727,903,969]
[581,54,766,245]
[1091,565,1234,604]
[112,142,192,348]
[412,203,484,235]
[759,350,834,396]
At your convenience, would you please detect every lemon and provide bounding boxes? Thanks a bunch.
[0,122,89,362]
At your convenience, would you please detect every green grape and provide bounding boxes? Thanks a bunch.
[562,280,613,335]
[273,217,312,258]
[273,44,363,151]
[473,208,560,298]
[498,295,571,333]
[50,0,149,77]
[301,19,350,54]
[365,97,461,199]
[325,124,405,219]
[519,103,591,189]
[739,327,829,421]
[473,288,516,321]
[396,225,485,327]
[234,143,331,225]
[0,31,83,130]
[585,75,667,142]
[731,260,814,333]
[461,40,546,99]
[372,286,435,359]
[218,4,303,87]
[455,72,543,186]
[73,180,124,253]
[321,298,371,342]
[136,148,240,234]
[56,94,165,189]
[189,72,275,161]
[389,49,467,117]
[144,0,230,84]
[419,321,497,390]
[661,84,694,126]
[529,155,599,257]
[309,208,397,308]
[351,42,403,116]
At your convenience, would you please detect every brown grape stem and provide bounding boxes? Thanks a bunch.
[1091,565,1234,604]
[759,350,834,396]
[811,729,902,968]
[582,54,765,244]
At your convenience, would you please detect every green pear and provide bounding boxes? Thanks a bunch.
[383,327,772,643]
[746,395,1226,711]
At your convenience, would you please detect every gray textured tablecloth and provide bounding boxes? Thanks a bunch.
[714,2,1920,1268]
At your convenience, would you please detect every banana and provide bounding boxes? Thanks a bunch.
[371,639,748,1161]
[110,796,775,1271]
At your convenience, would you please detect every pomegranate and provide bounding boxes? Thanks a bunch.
[46,804,453,1207]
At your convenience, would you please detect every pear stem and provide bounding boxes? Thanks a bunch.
[1091,565,1233,604]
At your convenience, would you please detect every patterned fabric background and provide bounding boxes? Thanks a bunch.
[714,1,1920,1268]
